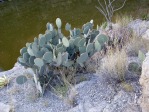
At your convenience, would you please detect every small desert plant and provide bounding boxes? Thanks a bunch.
[121,82,134,92]
[141,13,149,20]
[138,50,146,63]
[50,73,78,106]
[96,0,127,30]
[128,62,141,75]
[98,48,128,82]
[0,75,9,88]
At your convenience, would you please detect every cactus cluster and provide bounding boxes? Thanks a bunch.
[18,18,109,94]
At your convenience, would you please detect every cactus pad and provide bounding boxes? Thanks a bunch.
[62,37,69,47]
[77,52,88,64]
[16,75,27,85]
[56,18,62,29]
[34,58,44,68]
[65,23,71,31]
[43,52,53,63]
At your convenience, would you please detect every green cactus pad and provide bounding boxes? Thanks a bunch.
[18,57,26,63]
[43,52,53,63]
[32,42,39,52]
[27,46,34,56]
[62,52,68,64]
[83,26,90,34]
[97,34,109,46]
[63,61,74,67]
[74,28,81,36]
[65,23,71,31]
[52,35,59,46]
[138,50,145,63]
[26,43,31,47]
[16,75,27,85]
[90,34,96,42]
[79,46,86,54]
[57,52,62,66]
[128,62,141,74]
[62,37,69,47]
[88,50,95,57]
[29,56,35,66]
[40,48,49,54]
[95,41,101,52]
[44,45,52,51]
[34,50,44,58]
[23,52,30,62]
[56,18,62,29]
[39,36,46,47]
[45,32,53,42]
[57,43,63,48]
[39,65,45,75]
[46,22,53,31]
[69,39,75,47]
[74,37,81,46]
[77,52,89,64]
[86,43,94,53]
[20,47,27,55]
[34,58,44,68]
[34,37,38,44]
[57,46,66,54]
[78,38,86,47]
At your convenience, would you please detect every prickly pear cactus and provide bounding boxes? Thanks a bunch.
[18,18,109,95]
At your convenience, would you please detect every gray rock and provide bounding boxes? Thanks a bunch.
[67,73,142,112]
[139,51,149,112]
[128,19,149,37]
[0,102,11,112]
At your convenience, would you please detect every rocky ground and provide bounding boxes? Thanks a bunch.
[0,59,142,112]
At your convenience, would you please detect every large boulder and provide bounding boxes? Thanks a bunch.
[139,52,149,112]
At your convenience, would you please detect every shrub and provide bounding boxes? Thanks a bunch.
[115,14,133,27]
[17,18,109,95]
[98,48,128,82]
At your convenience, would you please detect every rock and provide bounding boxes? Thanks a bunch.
[142,29,149,40]
[0,102,11,112]
[139,51,149,112]
[128,19,149,37]
[67,73,141,112]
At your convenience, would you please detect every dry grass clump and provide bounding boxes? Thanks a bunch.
[115,14,133,27]
[98,48,128,82]
[121,82,134,92]
[49,69,78,106]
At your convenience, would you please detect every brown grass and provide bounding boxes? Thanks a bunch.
[121,82,134,92]
[115,14,133,27]
[97,48,128,82]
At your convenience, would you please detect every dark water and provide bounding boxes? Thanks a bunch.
[0,0,149,70]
